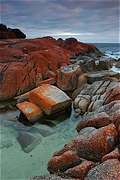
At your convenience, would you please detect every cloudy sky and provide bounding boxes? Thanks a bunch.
[0,0,119,42]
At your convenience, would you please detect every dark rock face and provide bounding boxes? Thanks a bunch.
[0,24,26,39]
[8,28,26,39]
[0,24,8,31]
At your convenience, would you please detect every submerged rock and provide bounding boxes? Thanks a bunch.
[17,131,42,153]
[28,126,55,137]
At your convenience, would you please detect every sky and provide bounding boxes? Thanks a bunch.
[0,0,120,43]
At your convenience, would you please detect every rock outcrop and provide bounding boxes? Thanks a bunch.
[0,24,26,39]
[47,79,120,179]
[57,38,102,57]
[74,80,120,117]
[0,36,101,101]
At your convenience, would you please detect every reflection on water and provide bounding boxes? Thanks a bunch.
[0,107,79,180]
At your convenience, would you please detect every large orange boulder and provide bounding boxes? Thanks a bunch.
[29,84,72,115]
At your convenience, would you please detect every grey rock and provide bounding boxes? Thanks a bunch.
[17,131,42,153]
[28,126,55,137]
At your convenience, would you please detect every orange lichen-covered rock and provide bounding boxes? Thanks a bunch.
[57,38,100,56]
[77,73,87,89]
[0,36,101,101]
[76,112,111,132]
[0,47,24,63]
[64,160,95,179]
[104,84,120,105]
[27,47,70,76]
[29,84,72,115]
[111,111,120,128]
[74,124,118,161]
[85,159,120,180]
[37,78,56,86]
[48,150,81,173]
[0,61,37,100]
[102,148,120,162]
[54,124,118,162]
[57,64,82,91]
[16,101,43,122]
[0,44,70,100]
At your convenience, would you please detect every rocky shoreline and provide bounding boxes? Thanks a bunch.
[0,33,120,179]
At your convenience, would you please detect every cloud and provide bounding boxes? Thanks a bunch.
[1,0,119,42]
[49,32,95,36]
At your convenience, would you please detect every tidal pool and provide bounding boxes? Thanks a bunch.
[0,108,79,180]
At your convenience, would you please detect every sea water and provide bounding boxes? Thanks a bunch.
[95,43,120,60]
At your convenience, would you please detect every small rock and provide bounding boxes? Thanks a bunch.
[64,160,95,179]
[17,131,42,153]
[76,112,111,132]
[17,101,43,122]
[48,150,81,173]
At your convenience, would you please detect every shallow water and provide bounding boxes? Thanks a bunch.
[0,108,79,180]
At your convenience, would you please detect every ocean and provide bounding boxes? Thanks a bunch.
[94,43,120,60]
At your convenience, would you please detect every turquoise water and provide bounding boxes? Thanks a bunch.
[0,108,79,180]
